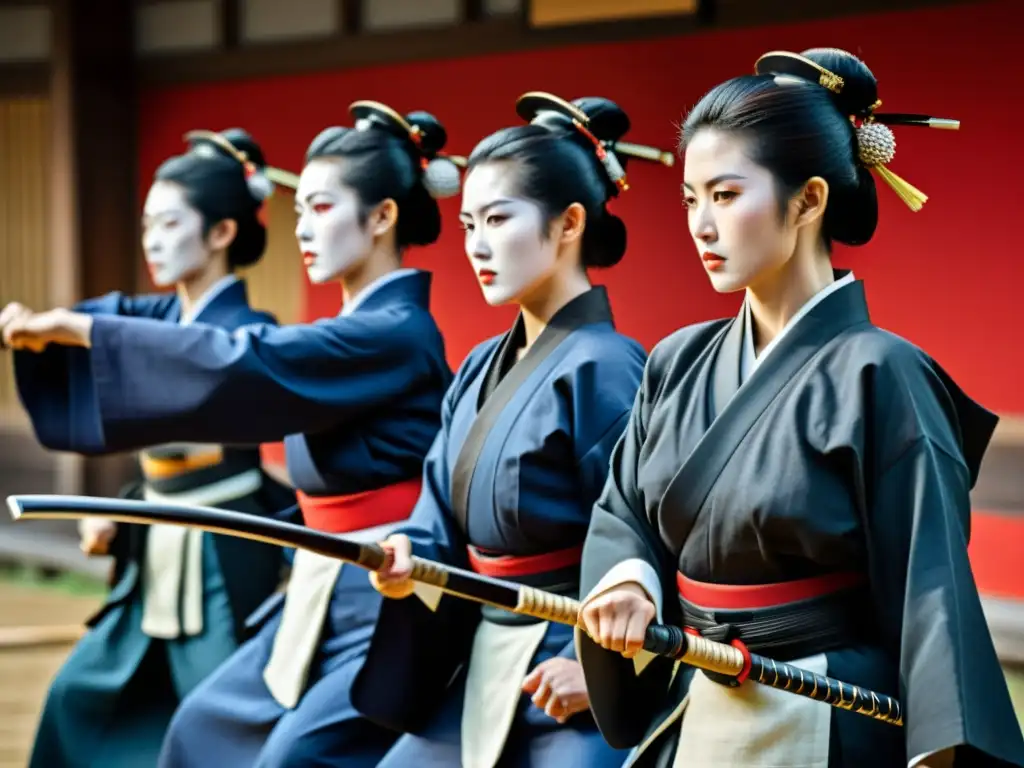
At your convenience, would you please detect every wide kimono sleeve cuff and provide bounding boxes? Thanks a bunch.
[908,748,955,768]
[584,557,664,625]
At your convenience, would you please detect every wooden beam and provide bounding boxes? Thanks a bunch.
[463,0,485,23]
[137,0,969,87]
[51,0,141,498]
[222,0,240,48]
[0,624,85,650]
[139,14,698,85]
[0,62,48,97]
[340,0,361,35]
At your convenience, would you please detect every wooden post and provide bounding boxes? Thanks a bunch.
[50,0,140,498]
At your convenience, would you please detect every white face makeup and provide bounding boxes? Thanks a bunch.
[459,163,559,307]
[141,181,210,287]
[294,159,374,285]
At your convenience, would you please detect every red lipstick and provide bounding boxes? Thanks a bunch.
[701,252,726,272]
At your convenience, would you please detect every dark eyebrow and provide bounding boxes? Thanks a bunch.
[682,174,747,192]
[301,190,332,205]
[459,198,515,219]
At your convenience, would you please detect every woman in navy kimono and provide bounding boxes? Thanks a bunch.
[575,49,1024,767]
[0,103,460,767]
[0,129,292,768]
[364,93,669,768]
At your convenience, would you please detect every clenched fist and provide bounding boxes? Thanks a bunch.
[0,302,35,349]
[578,581,656,659]
[1,306,92,351]
[369,534,416,599]
[79,517,117,556]
[521,656,590,723]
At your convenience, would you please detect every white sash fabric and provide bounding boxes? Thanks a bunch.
[461,619,549,768]
[140,468,262,639]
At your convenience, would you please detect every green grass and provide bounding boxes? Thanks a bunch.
[0,563,107,597]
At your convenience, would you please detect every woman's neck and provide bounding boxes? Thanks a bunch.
[340,248,403,309]
[746,248,834,356]
[519,268,592,352]
[177,262,230,319]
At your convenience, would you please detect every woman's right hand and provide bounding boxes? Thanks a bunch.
[0,302,34,349]
[369,534,416,599]
[79,517,117,556]
[578,581,657,659]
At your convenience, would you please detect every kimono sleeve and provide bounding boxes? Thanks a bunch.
[351,363,481,734]
[554,339,646,661]
[575,350,681,749]
[394,367,468,573]
[866,360,1024,765]
[73,291,177,319]
[12,292,179,453]
[78,307,438,451]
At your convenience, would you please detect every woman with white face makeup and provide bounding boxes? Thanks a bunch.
[0,101,459,767]
[574,49,1024,768]
[0,129,296,768]
[363,92,673,768]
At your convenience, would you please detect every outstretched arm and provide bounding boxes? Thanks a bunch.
[4,307,439,452]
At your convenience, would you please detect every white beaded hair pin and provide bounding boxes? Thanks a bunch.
[754,50,960,212]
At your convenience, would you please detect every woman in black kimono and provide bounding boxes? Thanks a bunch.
[0,129,292,768]
[575,49,1024,767]
[0,104,459,767]
[363,93,671,768]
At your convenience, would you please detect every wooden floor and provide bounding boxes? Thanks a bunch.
[0,579,1022,767]
[0,581,100,768]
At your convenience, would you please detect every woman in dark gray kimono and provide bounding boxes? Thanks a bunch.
[0,129,292,768]
[575,49,1024,767]
[364,93,670,768]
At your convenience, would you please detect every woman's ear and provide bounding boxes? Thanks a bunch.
[368,199,399,237]
[206,218,239,251]
[791,176,829,229]
[556,202,586,247]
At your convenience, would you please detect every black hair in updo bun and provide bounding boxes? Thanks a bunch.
[467,96,632,269]
[155,128,270,268]
[305,110,453,249]
[681,48,880,247]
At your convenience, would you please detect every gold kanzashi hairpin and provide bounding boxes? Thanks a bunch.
[514,91,675,195]
[754,52,960,212]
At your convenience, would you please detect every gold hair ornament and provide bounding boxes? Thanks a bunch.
[515,90,676,195]
[854,99,961,212]
[754,52,961,213]
[183,129,297,194]
[348,100,466,199]
[855,120,928,212]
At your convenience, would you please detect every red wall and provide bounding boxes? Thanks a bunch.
[138,0,1023,414]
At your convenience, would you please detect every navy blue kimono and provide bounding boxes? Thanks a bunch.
[354,287,645,768]
[25,269,451,767]
[16,276,290,768]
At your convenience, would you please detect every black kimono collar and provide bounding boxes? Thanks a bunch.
[481,286,614,402]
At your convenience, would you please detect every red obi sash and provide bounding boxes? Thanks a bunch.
[296,478,422,534]
[467,543,584,578]
[677,571,866,610]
